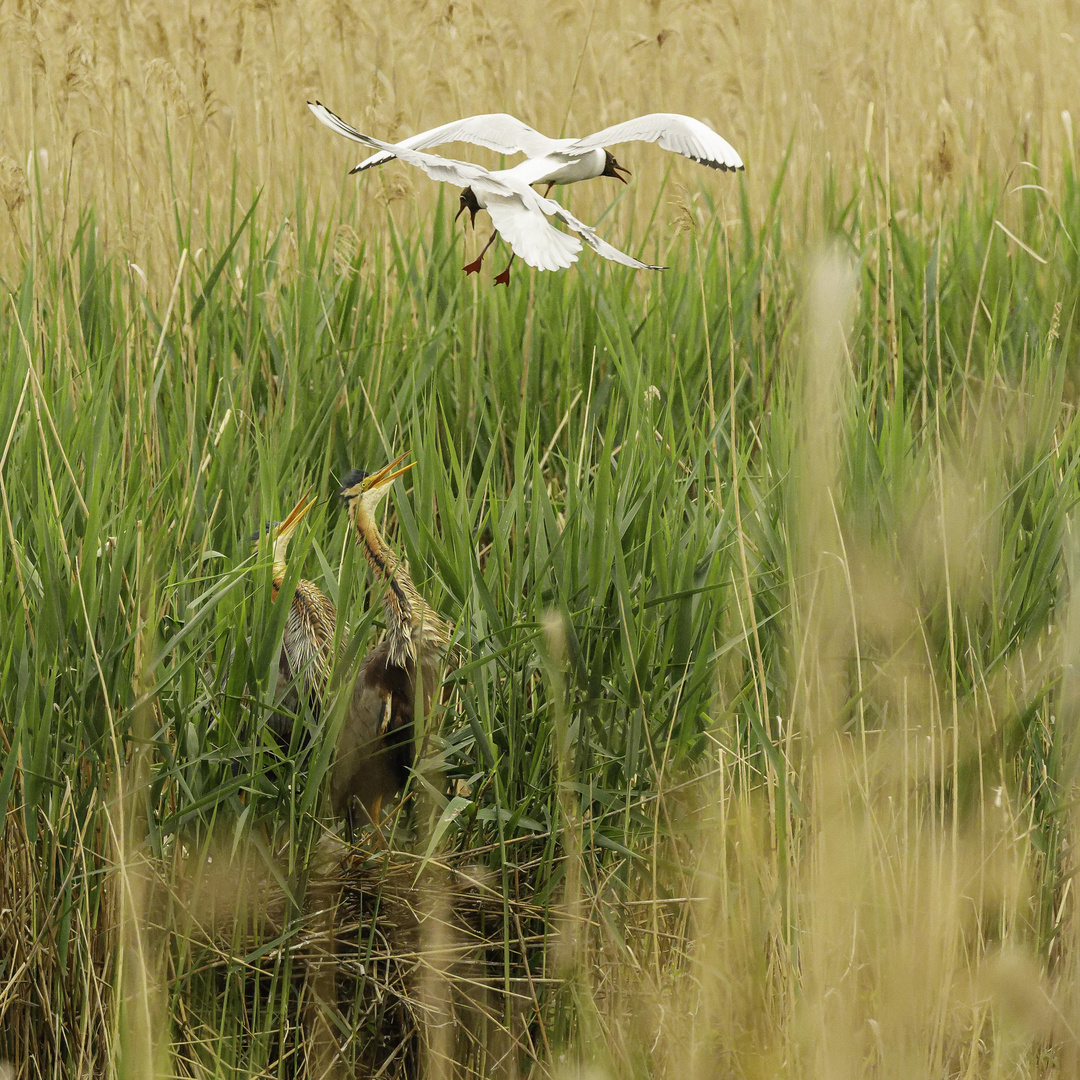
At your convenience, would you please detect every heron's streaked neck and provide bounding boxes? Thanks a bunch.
[351,498,450,667]
[353,501,419,608]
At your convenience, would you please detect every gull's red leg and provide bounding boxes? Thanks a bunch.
[494,253,516,286]
[463,231,498,275]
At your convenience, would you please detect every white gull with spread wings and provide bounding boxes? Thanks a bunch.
[340,110,744,193]
[309,101,665,283]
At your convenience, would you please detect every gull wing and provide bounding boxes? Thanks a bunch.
[540,198,666,271]
[566,113,744,172]
[483,195,581,272]
[309,103,659,275]
[308,102,516,193]
[346,114,557,175]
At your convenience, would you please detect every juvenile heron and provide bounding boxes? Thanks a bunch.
[256,491,342,742]
[332,455,454,825]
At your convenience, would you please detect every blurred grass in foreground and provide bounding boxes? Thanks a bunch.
[1,147,1080,1077]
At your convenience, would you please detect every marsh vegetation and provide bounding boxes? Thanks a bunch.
[2,1,1080,1076]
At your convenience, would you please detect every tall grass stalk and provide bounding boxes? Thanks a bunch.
[2,21,1080,1072]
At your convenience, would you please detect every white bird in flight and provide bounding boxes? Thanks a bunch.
[342,110,744,195]
[309,101,665,284]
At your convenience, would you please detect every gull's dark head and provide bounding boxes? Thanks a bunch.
[454,187,480,226]
[602,151,631,184]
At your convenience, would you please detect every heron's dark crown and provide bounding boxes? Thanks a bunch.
[339,467,369,497]
[250,521,280,542]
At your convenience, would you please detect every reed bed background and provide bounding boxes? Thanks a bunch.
[2,0,1080,1077]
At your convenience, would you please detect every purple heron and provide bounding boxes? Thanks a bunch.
[255,491,342,745]
[331,456,454,825]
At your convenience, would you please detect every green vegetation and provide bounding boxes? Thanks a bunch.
[2,150,1080,1076]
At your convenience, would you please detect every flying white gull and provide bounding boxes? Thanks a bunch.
[309,101,665,284]
[341,110,744,194]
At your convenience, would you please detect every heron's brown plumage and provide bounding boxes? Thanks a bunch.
[331,458,454,824]
[276,576,342,715]
[261,492,344,740]
[331,639,440,818]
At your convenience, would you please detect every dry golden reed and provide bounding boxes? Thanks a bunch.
[1,0,1078,284]
[3,3,1080,1078]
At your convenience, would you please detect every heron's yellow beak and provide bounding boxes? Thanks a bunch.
[274,489,317,546]
[364,453,416,492]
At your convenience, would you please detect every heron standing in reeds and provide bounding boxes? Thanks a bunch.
[256,491,342,744]
[332,456,454,825]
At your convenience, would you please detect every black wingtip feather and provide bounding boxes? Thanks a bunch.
[688,156,744,172]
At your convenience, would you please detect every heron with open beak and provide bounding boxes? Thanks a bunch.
[332,455,454,826]
[254,491,342,742]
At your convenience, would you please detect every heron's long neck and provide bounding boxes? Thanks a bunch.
[353,504,446,666]
[271,538,291,594]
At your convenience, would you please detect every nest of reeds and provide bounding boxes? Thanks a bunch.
[155,831,554,1076]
